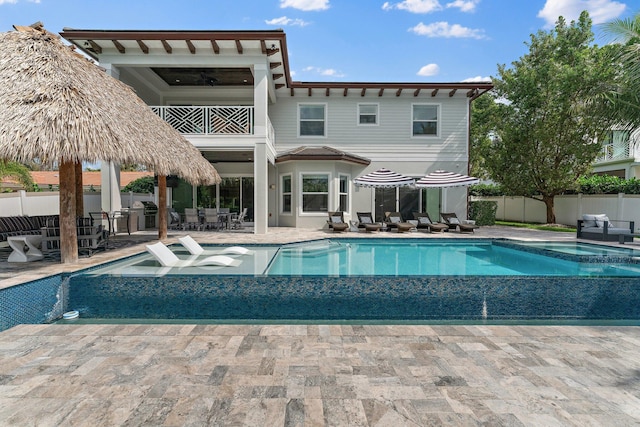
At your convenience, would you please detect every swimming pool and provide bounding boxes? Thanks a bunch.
[60,238,640,323]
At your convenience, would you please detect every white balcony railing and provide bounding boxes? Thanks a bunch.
[151,106,254,135]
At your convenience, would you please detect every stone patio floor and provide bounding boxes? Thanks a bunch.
[1,226,639,426]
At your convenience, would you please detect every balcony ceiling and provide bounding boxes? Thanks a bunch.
[151,67,253,87]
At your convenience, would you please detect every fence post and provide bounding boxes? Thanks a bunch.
[18,190,26,216]
[618,193,624,221]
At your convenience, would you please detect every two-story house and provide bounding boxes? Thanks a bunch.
[60,28,492,233]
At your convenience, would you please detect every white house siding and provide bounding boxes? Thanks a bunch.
[268,92,471,163]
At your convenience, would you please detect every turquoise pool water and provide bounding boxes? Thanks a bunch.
[85,239,640,277]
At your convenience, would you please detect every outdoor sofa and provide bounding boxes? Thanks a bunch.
[0,215,58,248]
[577,214,635,243]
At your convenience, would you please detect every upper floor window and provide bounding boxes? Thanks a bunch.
[358,103,378,125]
[412,104,438,137]
[299,104,326,137]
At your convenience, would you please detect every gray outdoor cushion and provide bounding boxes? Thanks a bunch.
[582,214,597,228]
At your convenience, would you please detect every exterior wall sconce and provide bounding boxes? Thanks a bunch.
[269,184,276,190]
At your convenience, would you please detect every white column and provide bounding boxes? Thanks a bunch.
[253,63,269,234]
[100,64,122,216]
[100,162,121,214]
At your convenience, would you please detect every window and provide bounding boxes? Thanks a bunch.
[301,174,329,212]
[358,103,378,125]
[412,104,438,136]
[338,175,349,212]
[299,104,326,137]
[281,174,292,214]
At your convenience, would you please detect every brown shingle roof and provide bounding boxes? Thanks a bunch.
[275,146,370,165]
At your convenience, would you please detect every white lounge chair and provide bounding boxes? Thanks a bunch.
[178,235,254,256]
[146,242,242,267]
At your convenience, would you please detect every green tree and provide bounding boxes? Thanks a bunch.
[483,12,619,223]
[123,176,154,193]
[0,160,36,192]
[469,90,503,179]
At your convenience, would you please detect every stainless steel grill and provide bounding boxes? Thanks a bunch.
[133,201,158,229]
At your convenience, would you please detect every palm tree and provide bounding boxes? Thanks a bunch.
[601,13,640,127]
[0,160,35,191]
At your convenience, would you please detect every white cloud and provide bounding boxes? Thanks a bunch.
[382,0,442,13]
[0,0,18,4]
[462,75,492,82]
[417,63,440,76]
[280,0,329,11]
[410,21,486,39]
[303,66,346,78]
[446,0,479,12]
[265,16,310,27]
[537,0,626,26]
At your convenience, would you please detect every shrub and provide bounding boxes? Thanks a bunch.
[469,183,503,196]
[123,176,154,193]
[469,200,497,226]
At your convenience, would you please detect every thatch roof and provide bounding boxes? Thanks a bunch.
[0,24,220,186]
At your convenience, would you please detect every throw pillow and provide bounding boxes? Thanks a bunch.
[331,216,343,223]
[582,214,597,228]
[390,216,401,223]
[361,216,372,224]
[448,217,460,225]
[418,217,431,225]
[594,214,609,228]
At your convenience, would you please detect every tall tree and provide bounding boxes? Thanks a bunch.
[483,12,619,223]
[0,160,35,191]
[469,90,503,179]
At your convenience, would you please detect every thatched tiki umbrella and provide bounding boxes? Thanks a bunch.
[0,24,220,263]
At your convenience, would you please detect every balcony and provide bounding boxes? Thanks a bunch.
[151,106,254,135]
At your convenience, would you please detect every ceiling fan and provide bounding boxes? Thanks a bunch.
[197,70,218,86]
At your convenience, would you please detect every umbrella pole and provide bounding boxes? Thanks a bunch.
[158,175,167,240]
[59,159,79,263]
[74,161,83,217]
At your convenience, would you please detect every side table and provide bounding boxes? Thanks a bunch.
[7,235,44,262]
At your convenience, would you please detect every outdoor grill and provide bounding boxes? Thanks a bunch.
[133,201,158,229]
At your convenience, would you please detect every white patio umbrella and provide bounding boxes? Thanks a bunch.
[415,170,479,215]
[354,167,415,188]
[414,170,479,188]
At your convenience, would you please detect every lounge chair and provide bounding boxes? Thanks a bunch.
[413,212,449,233]
[327,211,350,232]
[230,207,248,229]
[146,241,242,267]
[183,208,201,231]
[356,212,382,232]
[178,235,254,256]
[441,212,479,233]
[384,212,415,233]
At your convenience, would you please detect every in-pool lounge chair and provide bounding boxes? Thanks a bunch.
[146,242,242,267]
[178,235,254,256]
[327,212,350,232]
[441,212,479,233]
[413,212,449,233]
[356,212,382,232]
[384,212,416,232]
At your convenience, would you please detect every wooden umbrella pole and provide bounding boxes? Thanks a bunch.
[158,175,167,240]
[74,161,83,217]
[59,159,79,263]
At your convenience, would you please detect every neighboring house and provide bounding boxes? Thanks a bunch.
[2,171,153,192]
[60,28,492,233]
[592,128,640,179]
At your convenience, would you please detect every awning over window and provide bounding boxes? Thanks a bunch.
[275,146,370,165]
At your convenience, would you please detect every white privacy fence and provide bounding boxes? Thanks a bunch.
[0,191,155,217]
[473,194,640,229]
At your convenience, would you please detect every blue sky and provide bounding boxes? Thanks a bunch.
[0,0,638,83]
